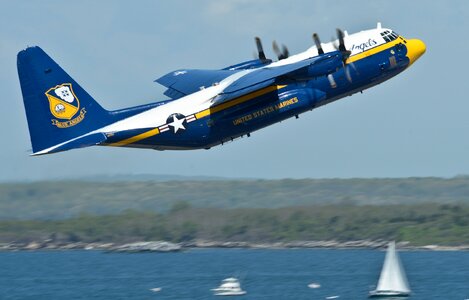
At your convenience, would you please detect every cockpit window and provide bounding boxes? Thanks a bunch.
[380,31,399,43]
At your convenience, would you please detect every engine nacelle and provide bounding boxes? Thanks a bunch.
[288,51,344,80]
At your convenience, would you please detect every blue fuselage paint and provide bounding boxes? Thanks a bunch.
[104,41,410,150]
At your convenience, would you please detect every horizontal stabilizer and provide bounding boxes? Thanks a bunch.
[32,133,107,156]
[155,69,236,99]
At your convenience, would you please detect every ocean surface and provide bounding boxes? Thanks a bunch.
[1,248,468,299]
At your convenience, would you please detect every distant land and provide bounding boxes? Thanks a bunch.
[0,174,234,183]
[75,174,235,182]
[1,176,469,220]
[1,204,469,248]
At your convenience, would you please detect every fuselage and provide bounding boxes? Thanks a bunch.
[94,27,426,151]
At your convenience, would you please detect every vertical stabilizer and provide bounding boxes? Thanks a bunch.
[17,46,113,154]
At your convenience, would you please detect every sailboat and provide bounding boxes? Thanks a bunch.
[369,241,411,298]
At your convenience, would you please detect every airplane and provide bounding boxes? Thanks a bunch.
[17,23,425,155]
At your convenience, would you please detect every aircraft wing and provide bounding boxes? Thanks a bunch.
[156,51,343,103]
[155,59,271,100]
[213,54,336,104]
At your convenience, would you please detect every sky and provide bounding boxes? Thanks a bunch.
[0,0,468,181]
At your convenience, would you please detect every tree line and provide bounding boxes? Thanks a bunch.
[2,177,469,220]
[1,203,469,246]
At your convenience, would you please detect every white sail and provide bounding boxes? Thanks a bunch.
[375,241,410,293]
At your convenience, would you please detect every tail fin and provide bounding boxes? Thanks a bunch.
[17,46,113,154]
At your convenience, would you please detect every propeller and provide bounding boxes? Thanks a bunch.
[272,40,289,60]
[333,28,354,83]
[312,33,324,55]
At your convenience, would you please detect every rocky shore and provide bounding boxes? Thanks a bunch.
[1,239,469,252]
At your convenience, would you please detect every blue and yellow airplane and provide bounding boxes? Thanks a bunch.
[18,23,425,155]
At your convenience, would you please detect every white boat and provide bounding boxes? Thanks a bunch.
[308,282,321,289]
[369,241,411,298]
[211,277,246,296]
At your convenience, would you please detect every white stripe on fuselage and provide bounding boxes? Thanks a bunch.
[35,28,391,155]
[101,69,253,132]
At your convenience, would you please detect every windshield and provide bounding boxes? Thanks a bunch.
[381,30,399,42]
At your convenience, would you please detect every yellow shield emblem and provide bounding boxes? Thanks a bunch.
[45,83,80,120]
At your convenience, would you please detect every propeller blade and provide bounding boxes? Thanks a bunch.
[272,40,289,60]
[272,40,281,59]
[255,37,267,60]
[336,28,347,53]
[282,44,289,59]
[344,65,352,82]
[349,61,358,72]
[313,33,324,55]
[332,29,351,58]
[346,61,358,83]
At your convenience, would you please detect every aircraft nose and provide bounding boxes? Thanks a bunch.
[406,39,426,66]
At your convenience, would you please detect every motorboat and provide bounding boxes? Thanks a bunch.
[308,282,321,289]
[211,277,246,296]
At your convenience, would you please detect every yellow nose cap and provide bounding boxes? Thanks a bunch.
[406,39,426,66]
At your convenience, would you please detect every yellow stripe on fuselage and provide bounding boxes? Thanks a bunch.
[346,38,404,64]
[109,85,287,147]
[109,128,160,146]
[195,84,286,119]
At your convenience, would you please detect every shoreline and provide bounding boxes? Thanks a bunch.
[2,240,469,252]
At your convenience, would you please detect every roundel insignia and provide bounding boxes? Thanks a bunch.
[166,113,187,134]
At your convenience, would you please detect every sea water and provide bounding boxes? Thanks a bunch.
[1,248,468,299]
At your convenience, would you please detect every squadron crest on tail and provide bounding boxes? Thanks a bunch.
[45,83,86,128]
